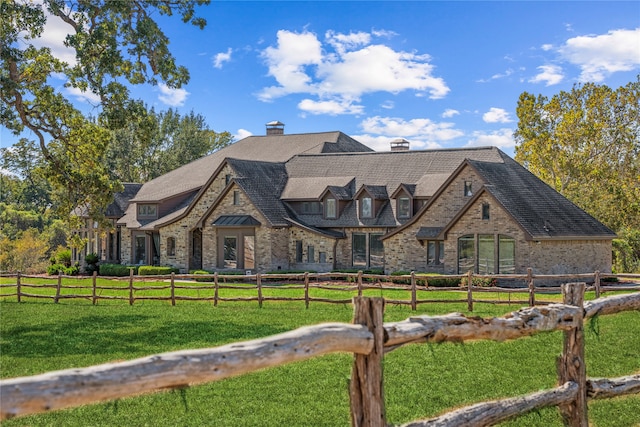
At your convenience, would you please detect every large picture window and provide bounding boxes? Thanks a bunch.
[352,233,384,268]
[458,234,516,274]
[427,241,445,265]
[499,235,515,273]
[458,235,475,273]
[478,234,495,274]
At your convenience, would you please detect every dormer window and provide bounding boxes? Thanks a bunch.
[464,181,473,197]
[137,204,157,219]
[360,196,373,218]
[398,196,411,218]
[325,198,337,219]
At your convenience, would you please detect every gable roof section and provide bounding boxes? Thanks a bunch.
[224,158,291,227]
[467,155,616,239]
[131,131,372,203]
[356,184,389,200]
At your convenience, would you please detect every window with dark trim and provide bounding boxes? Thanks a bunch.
[427,240,444,265]
[398,196,410,218]
[319,252,327,263]
[352,233,384,268]
[233,190,240,205]
[482,203,490,220]
[225,174,232,185]
[307,245,315,263]
[295,240,303,262]
[360,196,373,218]
[464,181,473,197]
[167,237,176,257]
[325,198,337,219]
[457,234,516,274]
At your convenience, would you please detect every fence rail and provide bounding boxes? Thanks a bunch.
[1,270,639,311]
[1,285,639,425]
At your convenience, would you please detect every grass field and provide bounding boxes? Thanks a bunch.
[1,280,639,426]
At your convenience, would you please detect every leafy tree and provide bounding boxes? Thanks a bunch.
[106,107,233,182]
[515,78,640,271]
[1,0,209,224]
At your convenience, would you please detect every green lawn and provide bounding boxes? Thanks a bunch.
[1,283,638,426]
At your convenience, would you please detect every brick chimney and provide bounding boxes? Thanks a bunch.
[390,138,410,151]
[266,121,285,135]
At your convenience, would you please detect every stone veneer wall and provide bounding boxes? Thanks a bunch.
[120,227,133,265]
[288,227,337,272]
[445,193,530,274]
[199,182,283,272]
[383,167,485,272]
[159,164,234,271]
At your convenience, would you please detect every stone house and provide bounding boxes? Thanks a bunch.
[79,124,616,276]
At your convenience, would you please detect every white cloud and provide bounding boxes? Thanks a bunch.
[478,68,514,83]
[158,84,189,106]
[442,109,459,118]
[359,116,464,150]
[381,100,395,110]
[482,107,512,124]
[559,28,640,82]
[529,64,564,86]
[28,3,78,66]
[298,98,365,116]
[541,44,554,51]
[234,129,253,141]
[213,48,233,69]
[465,128,515,149]
[258,29,449,112]
[65,86,101,104]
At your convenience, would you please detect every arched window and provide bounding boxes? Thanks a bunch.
[167,237,176,257]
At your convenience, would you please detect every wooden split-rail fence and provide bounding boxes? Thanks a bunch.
[1,270,639,312]
[1,283,639,426]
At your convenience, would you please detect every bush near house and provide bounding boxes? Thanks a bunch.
[99,264,139,276]
[84,253,99,274]
[138,266,180,276]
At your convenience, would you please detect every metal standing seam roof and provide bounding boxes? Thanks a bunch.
[212,215,261,226]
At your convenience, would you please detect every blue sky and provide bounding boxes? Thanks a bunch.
[3,1,640,158]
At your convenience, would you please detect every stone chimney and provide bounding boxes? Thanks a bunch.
[266,121,285,135]
[390,138,410,151]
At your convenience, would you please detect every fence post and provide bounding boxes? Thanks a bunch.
[594,270,601,299]
[92,271,97,305]
[214,272,219,307]
[467,270,473,312]
[170,272,176,306]
[527,267,535,307]
[129,268,134,306]
[558,282,588,426]
[357,271,363,297]
[16,272,21,303]
[257,273,263,308]
[349,297,386,427]
[304,272,310,309]
[410,271,417,311]
[54,272,62,303]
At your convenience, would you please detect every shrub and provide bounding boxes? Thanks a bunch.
[47,263,66,275]
[190,269,214,282]
[53,247,72,268]
[99,263,139,276]
[65,263,80,276]
[84,253,99,274]
[138,265,180,276]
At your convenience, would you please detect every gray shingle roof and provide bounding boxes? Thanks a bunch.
[132,131,372,202]
[285,146,504,192]
[470,154,616,239]
[226,158,291,227]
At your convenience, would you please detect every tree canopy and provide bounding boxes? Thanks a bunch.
[514,78,640,232]
[515,78,640,272]
[1,0,210,222]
